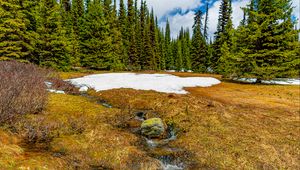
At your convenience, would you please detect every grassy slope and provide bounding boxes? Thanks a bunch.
[0,71,299,169]
[88,72,300,169]
[0,93,161,169]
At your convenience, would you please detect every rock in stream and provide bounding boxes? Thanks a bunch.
[141,118,166,138]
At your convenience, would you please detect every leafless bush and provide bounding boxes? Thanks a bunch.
[19,117,59,145]
[0,61,48,124]
[47,77,80,95]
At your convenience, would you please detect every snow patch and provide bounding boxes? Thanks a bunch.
[79,86,89,92]
[47,89,65,94]
[234,78,300,85]
[69,73,221,94]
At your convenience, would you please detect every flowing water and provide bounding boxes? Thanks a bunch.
[81,93,186,169]
[135,112,185,170]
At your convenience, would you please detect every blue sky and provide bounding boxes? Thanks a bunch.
[117,0,300,38]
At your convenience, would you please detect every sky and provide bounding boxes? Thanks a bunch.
[117,0,300,38]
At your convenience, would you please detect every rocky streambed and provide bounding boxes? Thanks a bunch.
[123,110,188,170]
[45,80,195,169]
[81,92,189,169]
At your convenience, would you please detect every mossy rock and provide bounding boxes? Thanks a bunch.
[141,118,165,138]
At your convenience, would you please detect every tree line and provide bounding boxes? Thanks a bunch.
[0,0,299,80]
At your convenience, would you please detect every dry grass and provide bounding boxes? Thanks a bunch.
[0,129,67,169]
[0,71,299,169]
[15,94,162,169]
[89,77,300,169]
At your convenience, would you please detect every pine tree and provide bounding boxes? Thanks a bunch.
[127,0,139,69]
[0,0,33,61]
[135,0,142,68]
[159,28,166,70]
[59,0,77,66]
[118,0,128,66]
[183,28,191,70]
[34,0,70,70]
[203,1,209,41]
[149,9,157,69]
[165,19,173,69]
[61,0,71,12]
[176,38,183,71]
[139,0,147,68]
[212,0,232,71]
[235,0,300,80]
[155,16,162,70]
[80,0,112,70]
[191,10,207,72]
[104,0,124,70]
[144,8,154,69]
[71,0,85,67]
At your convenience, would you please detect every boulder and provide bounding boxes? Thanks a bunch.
[141,118,165,138]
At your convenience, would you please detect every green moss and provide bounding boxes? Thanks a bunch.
[141,118,163,127]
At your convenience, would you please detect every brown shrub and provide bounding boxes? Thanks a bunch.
[0,61,48,124]
[47,77,80,95]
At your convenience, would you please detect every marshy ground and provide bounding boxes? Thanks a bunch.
[0,72,299,169]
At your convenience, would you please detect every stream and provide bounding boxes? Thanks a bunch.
[125,109,186,170]
[44,79,197,169]
[80,92,186,169]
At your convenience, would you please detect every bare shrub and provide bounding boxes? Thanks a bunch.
[43,70,79,95]
[0,61,48,124]
[47,77,80,95]
[19,117,59,145]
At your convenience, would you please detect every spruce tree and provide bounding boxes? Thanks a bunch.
[235,0,300,80]
[139,0,147,68]
[118,0,128,66]
[183,28,192,70]
[149,9,157,69]
[203,1,209,41]
[71,0,85,67]
[104,0,124,70]
[191,10,207,72]
[144,8,154,69]
[61,0,71,12]
[159,28,166,70]
[80,0,112,70]
[165,19,173,69]
[127,0,139,69]
[212,0,232,72]
[176,38,183,71]
[135,0,142,68]
[0,0,33,61]
[35,0,70,70]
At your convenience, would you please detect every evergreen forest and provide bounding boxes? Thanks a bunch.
[0,0,299,80]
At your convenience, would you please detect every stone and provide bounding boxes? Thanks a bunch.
[135,111,147,121]
[141,118,165,138]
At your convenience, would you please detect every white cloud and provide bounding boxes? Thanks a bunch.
[115,0,299,38]
[206,0,250,39]
[116,0,202,38]
[206,0,221,39]
[146,0,202,19]
[231,0,250,27]
[159,0,251,39]
[160,11,195,38]
[292,0,300,30]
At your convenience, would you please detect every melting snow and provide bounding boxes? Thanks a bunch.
[47,89,65,94]
[69,73,221,94]
[234,78,300,85]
